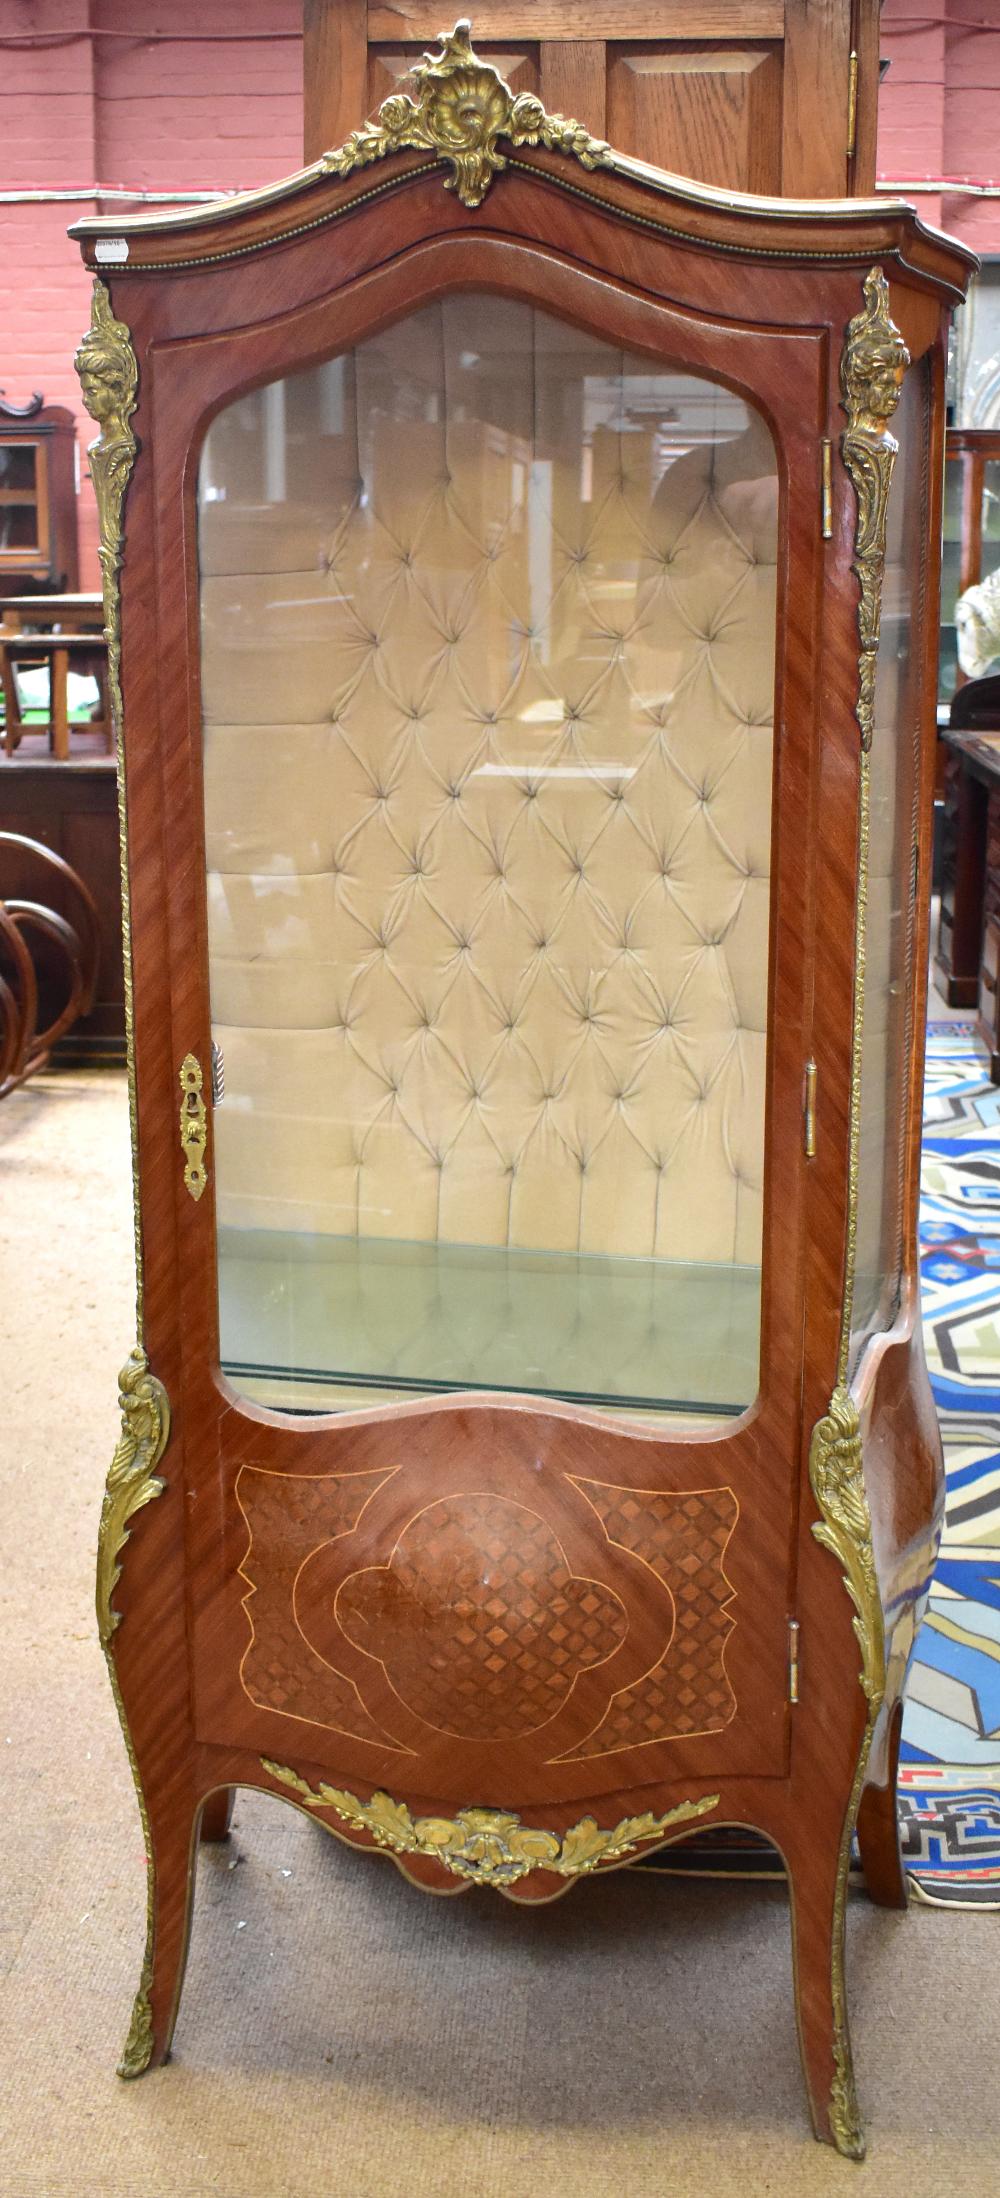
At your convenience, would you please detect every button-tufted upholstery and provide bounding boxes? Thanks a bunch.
[199,296,778,1405]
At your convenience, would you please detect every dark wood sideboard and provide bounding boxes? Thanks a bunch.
[936,677,1000,1048]
[940,727,1000,1078]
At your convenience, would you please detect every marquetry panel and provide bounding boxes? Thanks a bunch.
[337,1492,629,1740]
[234,1455,738,1768]
[561,1480,738,1756]
[236,1464,407,1748]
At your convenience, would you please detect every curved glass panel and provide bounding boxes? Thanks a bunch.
[198,295,778,1418]
[938,449,963,705]
[852,363,929,1356]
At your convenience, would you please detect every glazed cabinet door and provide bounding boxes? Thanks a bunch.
[150,252,825,1818]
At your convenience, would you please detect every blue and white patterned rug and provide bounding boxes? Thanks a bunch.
[895,1021,1000,1904]
[644,1021,1000,1905]
[910,1025,1000,1769]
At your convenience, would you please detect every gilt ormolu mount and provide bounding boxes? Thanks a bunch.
[72,22,973,2157]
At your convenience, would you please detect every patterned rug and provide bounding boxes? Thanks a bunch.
[902,1020,1000,1902]
[644,1020,1000,1906]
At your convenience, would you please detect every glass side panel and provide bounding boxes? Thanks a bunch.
[939,452,963,705]
[983,458,1000,591]
[851,364,928,1357]
[198,296,778,1419]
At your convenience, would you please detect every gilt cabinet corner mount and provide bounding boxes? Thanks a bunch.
[72,24,974,2159]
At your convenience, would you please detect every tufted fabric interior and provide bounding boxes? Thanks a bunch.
[198,296,778,1410]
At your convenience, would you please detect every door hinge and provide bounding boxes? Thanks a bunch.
[821,438,833,539]
[846,48,859,160]
[803,1058,817,1158]
[788,1618,801,1704]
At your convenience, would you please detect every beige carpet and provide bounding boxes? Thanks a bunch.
[1,1070,999,2198]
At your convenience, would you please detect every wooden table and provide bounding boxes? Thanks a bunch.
[0,626,110,758]
[0,592,104,632]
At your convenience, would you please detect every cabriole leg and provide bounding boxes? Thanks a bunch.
[785,1812,865,2160]
[117,1776,200,2079]
[199,1787,235,1843]
[856,1699,907,1909]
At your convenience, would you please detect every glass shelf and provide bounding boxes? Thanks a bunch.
[219,1226,759,1419]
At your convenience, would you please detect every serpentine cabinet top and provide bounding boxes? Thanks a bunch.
[69,19,976,299]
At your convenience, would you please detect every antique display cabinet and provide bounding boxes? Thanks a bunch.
[0,394,79,594]
[72,25,974,2158]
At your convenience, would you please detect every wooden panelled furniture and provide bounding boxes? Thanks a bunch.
[71,26,973,2159]
[0,593,109,761]
[305,0,881,194]
[1,635,110,760]
[939,427,1000,705]
[936,680,1000,1052]
[0,394,79,596]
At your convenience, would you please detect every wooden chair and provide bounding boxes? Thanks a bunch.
[0,831,99,1093]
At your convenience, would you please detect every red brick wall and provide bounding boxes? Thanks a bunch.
[879,0,1000,259]
[1,4,998,587]
[1,1,302,585]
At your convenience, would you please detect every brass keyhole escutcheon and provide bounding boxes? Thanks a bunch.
[178,1053,208,1201]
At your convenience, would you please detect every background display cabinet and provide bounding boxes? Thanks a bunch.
[0,393,78,594]
[72,26,973,2159]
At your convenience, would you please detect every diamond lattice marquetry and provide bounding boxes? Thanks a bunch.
[560,1479,738,1756]
[236,1465,405,1748]
[337,1492,628,1740]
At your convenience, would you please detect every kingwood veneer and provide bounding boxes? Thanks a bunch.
[70,24,974,2157]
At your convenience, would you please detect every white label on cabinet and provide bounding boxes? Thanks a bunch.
[95,238,129,264]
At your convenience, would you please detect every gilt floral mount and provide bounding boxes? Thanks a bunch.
[321,18,611,209]
[263,1760,719,1893]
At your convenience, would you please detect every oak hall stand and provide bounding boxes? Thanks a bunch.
[72,27,974,2159]
[302,0,882,196]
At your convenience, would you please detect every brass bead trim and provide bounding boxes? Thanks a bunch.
[262,1760,719,1892]
[76,286,172,2080]
[74,163,444,277]
[81,148,938,283]
[71,23,972,290]
[75,278,142,1325]
[71,19,973,283]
